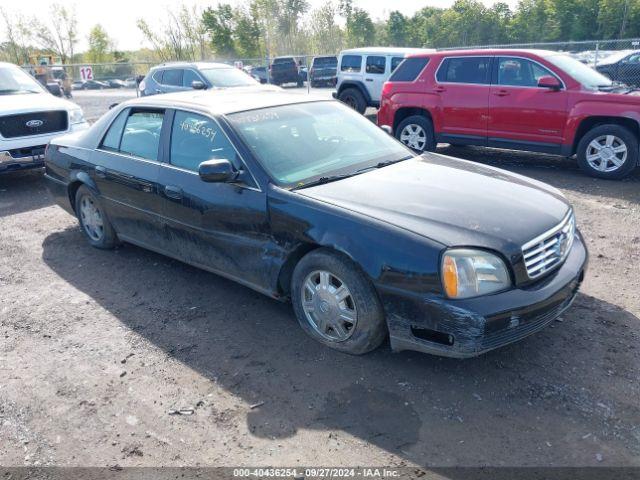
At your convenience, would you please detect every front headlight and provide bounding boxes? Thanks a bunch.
[69,108,85,124]
[442,249,511,299]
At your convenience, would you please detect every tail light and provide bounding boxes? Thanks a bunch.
[381,81,392,98]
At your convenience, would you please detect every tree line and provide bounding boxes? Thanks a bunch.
[1,0,640,66]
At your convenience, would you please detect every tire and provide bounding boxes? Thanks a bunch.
[291,249,387,355]
[338,87,367,114]
[74,185,118,249]
[395,115,436,153]
[576,124,638,179]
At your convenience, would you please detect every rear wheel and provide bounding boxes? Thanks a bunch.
[74,185,118,249]
[291,249,387,355]
[338,88,367,114]
[395,115,436,153]
[577,124,638,179]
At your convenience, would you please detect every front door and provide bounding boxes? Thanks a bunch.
[433,56,491,143]
[92,107,165,245]
[158,109,271,290]
[488,56,568,151]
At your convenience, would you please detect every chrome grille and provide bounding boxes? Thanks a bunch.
[522,211,575,279]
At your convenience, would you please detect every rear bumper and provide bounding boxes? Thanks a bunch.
[381,232,588,358]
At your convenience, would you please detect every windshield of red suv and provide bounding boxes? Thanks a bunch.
[544,53,613,89]
[0,66,45,95]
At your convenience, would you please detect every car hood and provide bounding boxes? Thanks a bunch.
[297,154,571,255]
[0,92,80,116]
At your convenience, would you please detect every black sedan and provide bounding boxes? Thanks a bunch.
[595,50,640,86]
[44,91,588,357]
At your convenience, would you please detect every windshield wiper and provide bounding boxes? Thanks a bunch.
[354,155,413,174]
[292,173,357,190]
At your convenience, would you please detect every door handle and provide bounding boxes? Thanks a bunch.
[164,185,183,200]
[434,86,446,93]
[493,90,509,97]
[95,165,107,178]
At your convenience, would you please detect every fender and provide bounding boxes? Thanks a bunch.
[385,91,442,133]
[337,81,374,106]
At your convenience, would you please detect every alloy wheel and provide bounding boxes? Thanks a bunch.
[400,124,427,151]
[301,270,357,342]
[79,195,104,242]
[586,134,627,172]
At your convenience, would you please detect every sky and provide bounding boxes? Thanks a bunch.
[2,0,519,52]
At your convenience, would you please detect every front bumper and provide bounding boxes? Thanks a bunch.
[0,122,89,174]
[382,232,588,358]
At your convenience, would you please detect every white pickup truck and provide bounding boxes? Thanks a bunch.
[0,62,89,174]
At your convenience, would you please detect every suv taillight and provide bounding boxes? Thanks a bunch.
[381,81,392,97]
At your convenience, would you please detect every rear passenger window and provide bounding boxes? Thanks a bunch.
[436,57,490,84]
[101,109,129,151]
[389,57,430,82]
[119,110,164,161]
[170,111,238,172]
[341,55,362,72]
[391,57,404,72]
[365,56,386,74]
[162,69,183,86]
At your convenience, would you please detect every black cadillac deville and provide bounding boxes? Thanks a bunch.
[44,90,588,358]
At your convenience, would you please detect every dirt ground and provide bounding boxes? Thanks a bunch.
[1,92,639,469]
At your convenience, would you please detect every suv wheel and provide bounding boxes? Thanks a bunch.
[291,249,387,355]
[577,124,638,179]
[396,115,436,153]
[338,88,366,114]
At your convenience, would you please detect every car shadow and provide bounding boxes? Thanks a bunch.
[0,169,53,218]
[41,227,640,466]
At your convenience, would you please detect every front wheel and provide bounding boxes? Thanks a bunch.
[337,88,366,114]
[291,249,387,355]
[577,124,638,179]
[75,185,118,249]
[395,115,436,153]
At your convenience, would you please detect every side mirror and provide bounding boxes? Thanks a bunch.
[198,159,237,183]
[380,125,393,135]
[538,75,561,90]
[191,80,206,90]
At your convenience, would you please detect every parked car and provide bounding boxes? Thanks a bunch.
[246,65,268,84]
[269,57,302,86]
[71,81,85,90]
[334,47,434,113]
[44,90,587,358]
[139,61,260,96]
[0,62,89,174]
[596,50,640,86]
[105,79,126,89]
[378,49,640,179]
[309,56,338,88]
[123,77,138,88]
[83,80,110,90]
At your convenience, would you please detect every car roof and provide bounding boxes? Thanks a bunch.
[151,61,233,70]
[122,89,329,116]
[339,47,434,56]
[407,48,565,58]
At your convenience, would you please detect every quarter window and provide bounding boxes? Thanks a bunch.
[161,69,183,86]
[436,57,490,84]
[341,55,362,73]
[101,109,129,151]
[365,56,386,74]
[389,57,429,82]
[170,111,238,172]
[497,57,556,87]
[119,110,164,161]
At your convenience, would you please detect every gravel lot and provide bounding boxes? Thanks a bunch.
[1,90,639,469]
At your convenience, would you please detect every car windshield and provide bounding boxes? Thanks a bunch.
[0,66,44,95]
[200,67,258,87]
[228,101,413,187]
[545,53,612,89]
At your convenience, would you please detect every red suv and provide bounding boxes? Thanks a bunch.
[377,49,640,179]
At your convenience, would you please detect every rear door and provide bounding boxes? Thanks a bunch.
[433,56,491,143]
[364,55,387,103]
[488,56,568,150]
[92,107,166,245]
[158,68,186,94]
[157,109,271,289]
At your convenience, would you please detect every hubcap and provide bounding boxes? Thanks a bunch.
[400,124,427,151]
[586,135,627,172]
[79,195,104,241]
[301,270,357,342]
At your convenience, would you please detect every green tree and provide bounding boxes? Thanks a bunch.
[345,7,375,47]
[86,24,112,63]
[386,11,408,46]
[202,4,236,57]
[234,7,262,58]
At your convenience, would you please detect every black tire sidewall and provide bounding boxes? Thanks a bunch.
[74,185,118,249]
[577,124,638,179]
[291,249,387,355]
[395,115,436,153]
[338,88,366,114]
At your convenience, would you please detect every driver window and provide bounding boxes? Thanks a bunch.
[498,57,553,87]
[119,110,164,161]
[170,111,237,172]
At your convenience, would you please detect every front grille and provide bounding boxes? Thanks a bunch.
[522,210,575,279]
[0,111,68,139]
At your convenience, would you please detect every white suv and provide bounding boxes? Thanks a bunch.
[0,62,89,174]
[334,47,434,113]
